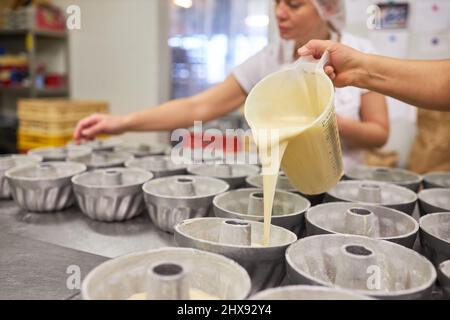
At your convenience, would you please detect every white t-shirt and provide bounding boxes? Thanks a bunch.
[233,32,377,169]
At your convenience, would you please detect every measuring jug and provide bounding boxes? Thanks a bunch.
[244,53,343,195]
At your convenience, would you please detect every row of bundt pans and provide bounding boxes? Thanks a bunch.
[80,244,373,300]
[81,247,376,300]
[0,154,42,199]
[81,233,438,300]
[5,146,449,300]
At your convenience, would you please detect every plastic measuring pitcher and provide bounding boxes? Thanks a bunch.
[244,52,343,195]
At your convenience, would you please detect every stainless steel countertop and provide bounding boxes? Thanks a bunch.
[0,232,107,300]
[0,200,444,300]
[0,201,175,259]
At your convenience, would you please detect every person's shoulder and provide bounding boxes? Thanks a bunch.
[340,32,376,54]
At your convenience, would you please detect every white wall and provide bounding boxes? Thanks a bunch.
[53,0,171,144]
[344,0,450,167]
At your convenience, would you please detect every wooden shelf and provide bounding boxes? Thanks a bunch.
[0,86,69,96]
[0,28,67,38]
[36,87,68,96]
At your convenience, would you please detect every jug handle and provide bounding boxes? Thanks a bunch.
[294,51,330,73]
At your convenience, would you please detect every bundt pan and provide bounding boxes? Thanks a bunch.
[419,212,450,266]
[28,145,91,162]
[69,150,133,170]
[0,154,42,199]
[72,168,154,222]
[81,248,251,300]
[438,260,450,299]
[324,180,417,215]
[5,162,86,212]
[116,143,168,158]
[143,175,229,233]
[418,189,450,216]
[286,234,436,299]
[246,174,325,205]
[69,138,122,152]
[174,217,297,292]
[187,164,260,189]
[306,202,419,248]
[125,156,187,178]
[213,188,310,236]
[345,165,422,192]
[250,285,372,300]
[423,172,450,189]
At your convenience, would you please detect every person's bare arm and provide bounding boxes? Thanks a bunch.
[299,40,450,112]
[359,56,450,111]
[74,75,247,140]
[337,91,390,149]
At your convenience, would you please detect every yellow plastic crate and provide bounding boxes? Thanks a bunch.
[18,99,109,122]
[18,129,73,151]
[19,119,79,136]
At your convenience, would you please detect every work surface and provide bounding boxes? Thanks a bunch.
[0,200,175,300]
[0,201,444,300]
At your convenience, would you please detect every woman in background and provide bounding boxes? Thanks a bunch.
[74,0,389,169]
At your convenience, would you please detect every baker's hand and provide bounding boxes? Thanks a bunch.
[298,40,366,88]
[73,114,127,142]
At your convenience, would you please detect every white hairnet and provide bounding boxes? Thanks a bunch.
[312,0,346,31]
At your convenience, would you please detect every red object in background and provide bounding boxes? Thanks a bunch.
[35,5,66,31]
[45,73,65,88]
[183,132,242,153]
[0,65,29,87]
